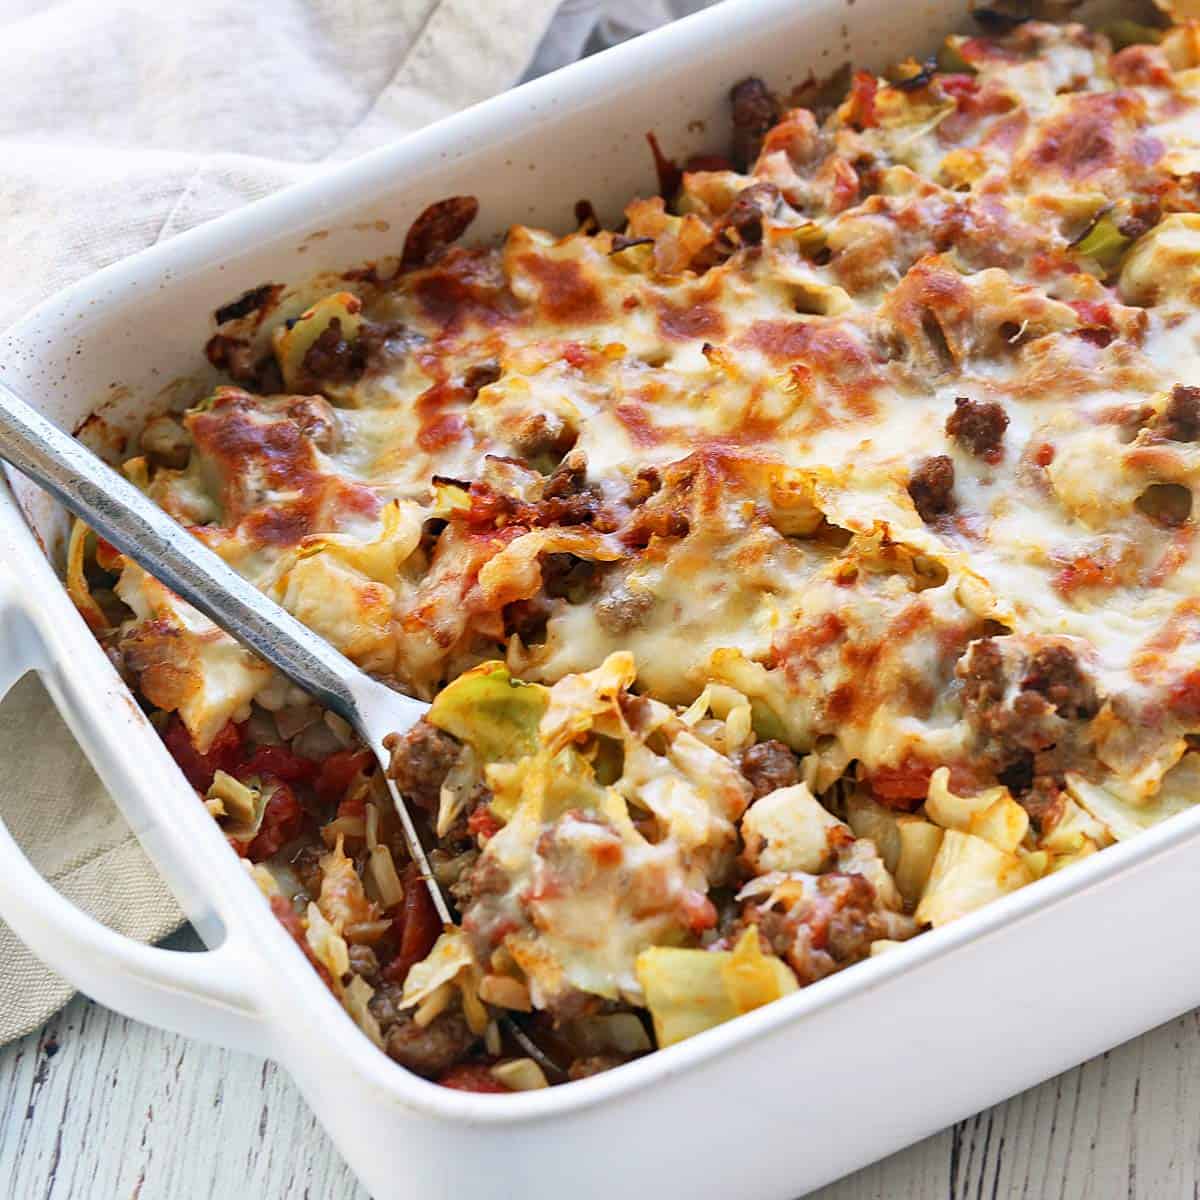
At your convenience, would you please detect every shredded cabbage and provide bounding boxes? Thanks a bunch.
[399,929,475,1009]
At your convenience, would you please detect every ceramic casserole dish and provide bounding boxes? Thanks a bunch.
[2,0,1194,1196]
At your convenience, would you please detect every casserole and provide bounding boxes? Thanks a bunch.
[2,0,1194,1195]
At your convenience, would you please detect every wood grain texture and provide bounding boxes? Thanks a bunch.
[2,955,1197,1200]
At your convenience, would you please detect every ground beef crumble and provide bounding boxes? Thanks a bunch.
[738,740,803,799]
[958,637,1100,772]
[717,181,781,249]
[1022,644,1099,720]
[945,396,1009,461]
[737,873,885,987]
[908,454,955,521]
[730,76,780,171]
[387,721,462,816]
[299,317,363,386]
[370,997,477,1078]
[1159,384,1200,442]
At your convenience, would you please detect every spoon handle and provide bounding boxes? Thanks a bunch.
[0,379,428,737]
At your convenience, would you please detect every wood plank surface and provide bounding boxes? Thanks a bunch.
[2,936,1195,1200]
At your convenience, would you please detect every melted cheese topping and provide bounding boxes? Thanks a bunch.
[126,19,1200,827]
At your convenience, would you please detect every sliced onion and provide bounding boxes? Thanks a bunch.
[323,710,355,747]
[459,978,490,1036]
[413,982,453,1028]
[290,716,343,758]
[367,844,405,909]
[343,919,394,945]
[484,1020,502,1057]
[343,975,385,1050]
[321,816,366,845]
[564,1012,652,1056]
[275,702,320,741]
[66,519,109,633]
[491,1058,548,1091]
[479,974,532,1012]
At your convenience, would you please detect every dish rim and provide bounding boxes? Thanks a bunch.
[0,0,1176,1127]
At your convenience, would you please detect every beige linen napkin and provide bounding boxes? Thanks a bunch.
[0,0,565,1044]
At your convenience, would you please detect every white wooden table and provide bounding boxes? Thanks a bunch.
[2,927,1197,1200]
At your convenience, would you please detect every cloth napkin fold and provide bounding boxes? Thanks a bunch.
[0,0,714,1046]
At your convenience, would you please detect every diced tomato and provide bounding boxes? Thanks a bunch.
[1070,299,1117,348]
[958,36,1020,67]
[830,162,860,214]
[561,341,591,370]
[871,761,982,809]
[525,875,563,903]
[464,485,510,530]
[383,866,443,984]
[1070,299,1112,328]
[1147,525,1195,588]
[94,536,123,572]
[270,894,305,941]
[236,743,318,785]
[336,791,368,820]
[845,71,878,130]
[1168,669,1200,721]
[679,890,718,935]
[467,804,503,842]
[245,781,305,861]
[866,761,933,810]
[939,73,980,103]
[437,1063,511,1093]
[163,716,243,792]
[1111,44,1174,90]
[1053,552,1120,599]
[315,748,374,801]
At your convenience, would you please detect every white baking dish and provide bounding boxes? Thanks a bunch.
[0,0,1181,1195]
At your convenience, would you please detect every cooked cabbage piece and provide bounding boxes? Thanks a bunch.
[428,662,548,766]
[915,831,1033,928]
[636,928,798,1048]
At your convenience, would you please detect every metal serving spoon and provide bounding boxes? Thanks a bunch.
[0,381,578,1080]
[0,379,449,910]
[0,378,562,1075]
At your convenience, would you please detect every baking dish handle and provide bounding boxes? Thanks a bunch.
[0,580,267,1054]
